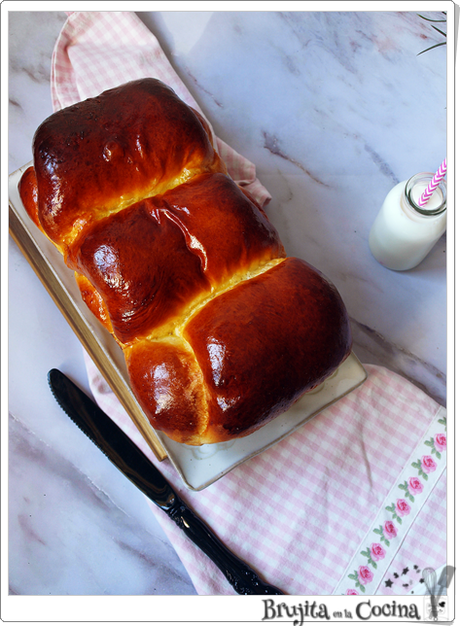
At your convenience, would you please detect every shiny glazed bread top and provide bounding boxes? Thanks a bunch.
[66,172,285,344]
[19,78,352,445]
[125,257,352,444]
[31,79,226,251]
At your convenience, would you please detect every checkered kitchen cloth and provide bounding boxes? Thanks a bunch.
[52,12,447,595]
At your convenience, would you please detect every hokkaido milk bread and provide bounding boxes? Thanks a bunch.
[19,78,352,445]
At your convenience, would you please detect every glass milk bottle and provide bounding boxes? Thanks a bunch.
[369,172,446,271]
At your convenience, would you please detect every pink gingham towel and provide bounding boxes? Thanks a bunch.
[53,12,447,596]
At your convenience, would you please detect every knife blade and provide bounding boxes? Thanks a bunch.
[47,368,285,595]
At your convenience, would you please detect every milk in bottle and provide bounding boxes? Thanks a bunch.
[369,172,446,271]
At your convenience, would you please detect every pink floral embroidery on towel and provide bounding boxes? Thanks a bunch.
[412,454,437,479]
[385,498,411,523]
[383,520,397,540]
[398,477,424,501]
[344,417,447,594]
[427,433,447,456]
[348,566,374,592]
[407,477,424,495]
[359,543,387,571]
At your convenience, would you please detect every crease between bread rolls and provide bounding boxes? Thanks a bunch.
[18,78,352,446]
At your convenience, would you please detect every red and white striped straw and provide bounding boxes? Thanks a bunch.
[418,159,447,207]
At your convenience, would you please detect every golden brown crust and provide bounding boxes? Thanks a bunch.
[63,172,285,345]
[74,273,113,334]
[148,172,285,286]
[18,166,40,229]
[184,257,352,443]
[123,258,352,445]
[124,337,208,445]
[31,78,226,251]
[18,78,353,446]
[68,198,211,344]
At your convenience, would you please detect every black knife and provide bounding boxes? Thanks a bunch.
[47,368,285,595]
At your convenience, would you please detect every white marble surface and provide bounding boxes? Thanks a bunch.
[6,8,449,599]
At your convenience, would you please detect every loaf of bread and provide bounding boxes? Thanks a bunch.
[19,78,352,445]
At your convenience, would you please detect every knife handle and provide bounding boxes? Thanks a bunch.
[48,368,284,595]
[166,496,285,595]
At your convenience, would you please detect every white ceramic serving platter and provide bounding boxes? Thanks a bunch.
[9,163,367,491]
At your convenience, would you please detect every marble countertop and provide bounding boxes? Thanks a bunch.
[7,9,448,601]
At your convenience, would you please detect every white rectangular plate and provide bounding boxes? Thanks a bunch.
[9,163,367,491]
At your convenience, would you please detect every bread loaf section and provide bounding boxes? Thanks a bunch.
[19,78,352,445]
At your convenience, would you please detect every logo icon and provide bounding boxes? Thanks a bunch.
[423,566,454,621]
